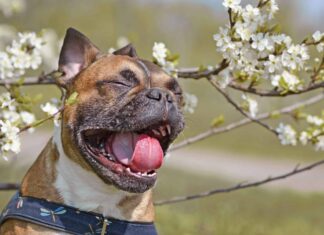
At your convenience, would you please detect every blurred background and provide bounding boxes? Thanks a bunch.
[0,0,324,234]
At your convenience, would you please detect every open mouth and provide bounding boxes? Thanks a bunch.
[82,124,171,180]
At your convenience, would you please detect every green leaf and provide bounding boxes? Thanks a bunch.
[270,111,280,118]
[166,53,180,62]
[66,92,79,105]
[269,24,281,34]
[211,115,225,127]
[292,109,306,120]
[198,65,207,72]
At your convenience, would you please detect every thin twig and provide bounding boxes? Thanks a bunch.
[257,0,270,8]
[228,81,324,97]
[177,65,324,97]
[0,71,61,87]
[18,106,64,134]
[208,77,278,134]
[170,92,324,151]
[0,183,20,190]
[154,159,324,206]
[176,59,229,79]
[228,9,235,28]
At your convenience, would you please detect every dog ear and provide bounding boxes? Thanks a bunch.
[58,28,100,88]
[113,44,138,58]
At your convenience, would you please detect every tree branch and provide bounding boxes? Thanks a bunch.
[0,183,20,191]
[18,105,64,134]
[228,81,324,97]
[170,92,324,151]
[154,158,324,206]
[0,71,61,87]
[176,64,324,97]
[208,77,278,134]
[176,59,229,79]
[1,64,322,99]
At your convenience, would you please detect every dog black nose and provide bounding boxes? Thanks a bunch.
[146,89,172,103]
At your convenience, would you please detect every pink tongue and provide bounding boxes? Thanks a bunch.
[109,133,163,172]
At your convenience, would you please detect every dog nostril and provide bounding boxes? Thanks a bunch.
[147,89,162,101]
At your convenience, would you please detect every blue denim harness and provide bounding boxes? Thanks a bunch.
[0,192,157,235]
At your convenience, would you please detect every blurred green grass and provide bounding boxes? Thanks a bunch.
[156,168,324,235]
[1,163,324,235]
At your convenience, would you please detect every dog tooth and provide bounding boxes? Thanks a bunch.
[142,172,147,176]
[159,126,166,136]
[166,125,171,135]
[126,167,131,172]
[152,129,160,136]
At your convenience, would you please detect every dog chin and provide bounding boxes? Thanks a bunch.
[85,153,157,193]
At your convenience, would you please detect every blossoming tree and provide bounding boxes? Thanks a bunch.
[0,0,324,200]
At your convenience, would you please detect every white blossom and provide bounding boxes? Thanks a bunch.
[264,54,282,74]
[0,92,15,110]
[271,34,292,47]
[40,100,61,127]
[41,102,59,116]
[3,110,20,123]
[183,92,198,114]
[235,22,254,41]
[0,92,38,159]
[7,32,43,71]
[265,0,279,19]
[299,131,309,146]
[152,42,167,66]
[214,27,241,56]
[282,44,309,70]
[276,123,297,146]
[0,119,20,154]
[312,31,323,42]
[315,136,324,151]
[213,27,231,48]
[215,69,232,89]
[271,71,300,91]
[18,32,43,49]
[0,51,14,79]
[152,42,178,75]
[242,4,262,25]
[222,0,242,13]
[0,31,44,79]
[242,94,258,118]
[20,111,35,125]
[251,33,274,52]
[316,43,324,53]
[236,44,259,75]
[306,115,324,126]
[282,71,300,90]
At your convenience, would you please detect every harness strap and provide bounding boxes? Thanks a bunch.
[0,192,157,235]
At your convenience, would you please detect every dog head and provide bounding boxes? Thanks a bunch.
[57,28,185,193]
